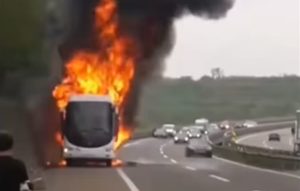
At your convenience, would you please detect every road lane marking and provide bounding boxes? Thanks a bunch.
[185,166,196,171]
[170,159,177,164]
[159,146,164,154]
[262,140,273,149]
[213,156,300,180]
[117,169,140,191]
[209,174,230,182]
[163,154,168,159]
[236,133,261,143]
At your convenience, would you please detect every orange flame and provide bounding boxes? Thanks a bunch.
[114,126,132,150]
[112,159,124,167]
[52,0,135,149]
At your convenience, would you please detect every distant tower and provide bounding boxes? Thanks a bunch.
[211,68,224,79]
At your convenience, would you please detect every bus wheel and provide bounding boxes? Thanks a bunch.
[66,159,75,167]
[105,159,112,167]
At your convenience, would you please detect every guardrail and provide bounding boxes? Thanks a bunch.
[208,121,300,170]
[213,143,300,170]
[209,121,295,145]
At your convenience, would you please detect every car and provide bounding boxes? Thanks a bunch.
[185,139,212,157]
[194,118,209,127]
[242,120,258,128]
[180,126,192,136]
[268,133,280,141]
[152,128,168,138]
[218,120,235,130]
[187,127,202,138]
[162,124,177,137]
[206,123,220,134]
[174,131,190,144]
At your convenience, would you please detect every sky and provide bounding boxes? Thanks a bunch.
[164,0,299,79]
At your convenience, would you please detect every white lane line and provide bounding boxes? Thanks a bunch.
[209,174,230,183]
[262,140,273,149]
[117,169,140,191]
[159,146,164,154]
[213,155,300,180]
[185,166,197,171]
[163,154,168,159]
[236,133,261,143]
[170,159,177,164]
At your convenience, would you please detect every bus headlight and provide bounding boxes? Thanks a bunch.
[64,148,69,153]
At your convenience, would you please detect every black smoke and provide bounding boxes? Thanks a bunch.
[59,0,235,127]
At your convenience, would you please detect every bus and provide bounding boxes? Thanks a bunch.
[61,95,118,166]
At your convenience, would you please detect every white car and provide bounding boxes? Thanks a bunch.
[162,124,176,137]
[242,120,258,128]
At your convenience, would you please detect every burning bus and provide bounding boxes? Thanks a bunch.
[52,0,134,166]
[61,95,118,166]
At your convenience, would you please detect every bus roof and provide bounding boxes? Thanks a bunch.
[69,95,113,103]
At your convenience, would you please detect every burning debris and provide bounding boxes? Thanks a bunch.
[53,0,235,149]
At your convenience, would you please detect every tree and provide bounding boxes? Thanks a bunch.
[0,0,44,81]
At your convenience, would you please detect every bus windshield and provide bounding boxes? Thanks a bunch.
[64,101,114,148]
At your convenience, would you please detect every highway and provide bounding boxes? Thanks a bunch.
[4,102,299,191]
[237,128,294,151]
[41,136,300,191]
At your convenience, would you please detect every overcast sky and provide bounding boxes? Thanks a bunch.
[164,0,299,79]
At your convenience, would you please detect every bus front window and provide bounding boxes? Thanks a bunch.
[65,102,114,148]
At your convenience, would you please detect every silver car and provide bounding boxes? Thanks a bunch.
[174,131,190,144]
[152,128,168,138]
[185,139,212,157]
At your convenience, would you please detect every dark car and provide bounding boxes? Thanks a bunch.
[268,133,280,141]
[185,139,212,157]
[174,131,190,144]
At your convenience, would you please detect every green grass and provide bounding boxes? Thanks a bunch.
[137,76,300,129]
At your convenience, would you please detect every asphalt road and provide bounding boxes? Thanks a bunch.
[236,128,294,151]
[5,102,299,191]
[117,137,300,191]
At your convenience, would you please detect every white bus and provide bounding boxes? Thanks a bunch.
[62,95,118,166]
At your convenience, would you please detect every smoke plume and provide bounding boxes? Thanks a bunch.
[59,0,235,126]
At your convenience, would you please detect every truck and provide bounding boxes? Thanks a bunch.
[61,95,118,166]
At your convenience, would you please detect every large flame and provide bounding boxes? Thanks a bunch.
[53,0,135,150]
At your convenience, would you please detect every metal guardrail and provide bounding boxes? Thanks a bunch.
[212,144,300,170]
[225,142,297,159]
[209,121,295,145]
[209,120,300,170]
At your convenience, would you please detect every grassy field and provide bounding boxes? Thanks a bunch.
[137,76,300,129]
